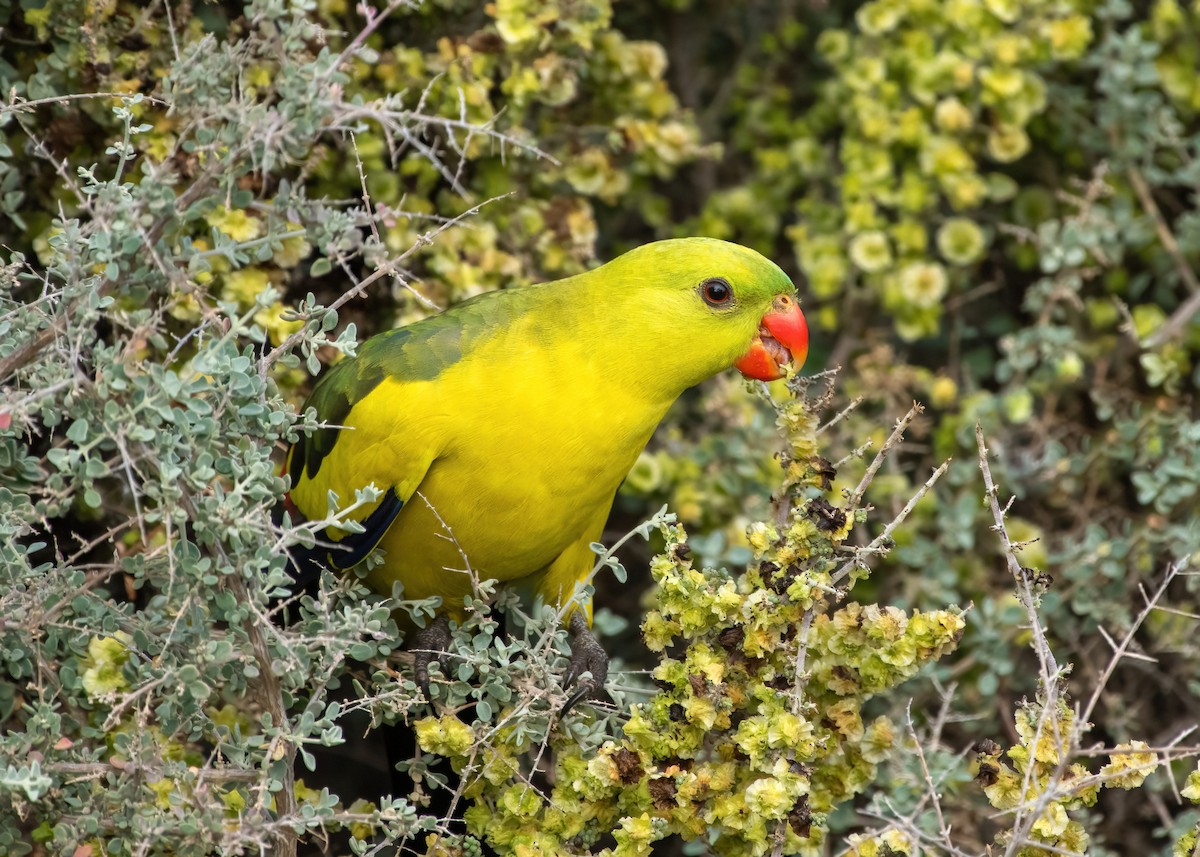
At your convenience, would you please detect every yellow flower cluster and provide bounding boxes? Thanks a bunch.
[94,0,709,389]
[80,633,132,699]
[781,0,1095,339]
[977,702,1160,854]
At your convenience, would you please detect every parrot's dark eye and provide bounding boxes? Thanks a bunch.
[700,278,734,307]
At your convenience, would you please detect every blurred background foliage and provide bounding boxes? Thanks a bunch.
[3,0,1200,853]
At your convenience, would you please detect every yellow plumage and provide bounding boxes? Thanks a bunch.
[286,238,807,636]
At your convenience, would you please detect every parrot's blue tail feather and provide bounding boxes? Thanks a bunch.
[274,487,404,585]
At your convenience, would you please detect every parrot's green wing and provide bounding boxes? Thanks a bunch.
[289,314,468,486]
[285,290,512,572]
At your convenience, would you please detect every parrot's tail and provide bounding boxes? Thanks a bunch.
[272,487,405,585]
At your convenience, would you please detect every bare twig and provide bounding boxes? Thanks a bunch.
[43,760,259,782]
[975,423,1059,682]
[1125,157,1200,348]
[323,0,415,81]
[832,458,951,586]
[0,91,168,115]
[1127,162,1199,296]
[349,132,381,247]
[1146,288,1200,349]
[817,395,863,436]
[847,402,923,509]
[905,700,949,845]
[1082,560,1187,726]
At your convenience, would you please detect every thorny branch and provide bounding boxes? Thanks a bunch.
[975,423,1060,683]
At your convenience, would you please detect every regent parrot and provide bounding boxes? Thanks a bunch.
[283,237,809,708]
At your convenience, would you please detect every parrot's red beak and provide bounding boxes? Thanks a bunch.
[735,294,809,382]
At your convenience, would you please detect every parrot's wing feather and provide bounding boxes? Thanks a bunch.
[289,357,386,488]
[289,307,480,488]
[322,485,405,570]
[285,315,478,579]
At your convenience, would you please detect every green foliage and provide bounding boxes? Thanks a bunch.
[4,0,1200,855]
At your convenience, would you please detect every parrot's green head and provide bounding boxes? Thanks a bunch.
[589,237,809,390]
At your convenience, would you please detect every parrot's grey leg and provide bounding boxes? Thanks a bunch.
[562,611,609,715]
[412,614,452,703]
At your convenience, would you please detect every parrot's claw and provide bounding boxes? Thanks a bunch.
[561,612,609,716]
[413,615,452,704]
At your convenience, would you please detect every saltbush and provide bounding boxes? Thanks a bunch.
[4,0,1200,855]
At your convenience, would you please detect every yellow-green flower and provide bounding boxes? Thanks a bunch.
[1048,15,1093,59]
[625,451,665,494]
[614,812,662,855]
[987,123,1031,162]
[980,66,1025,99]
[221,267,272,308]
[895,105,927,146]
[934,97,973,133]
[921,137,973,176]
[897,261,949,309]
[683,695,717,729]
[563,148,630,201]
[347,798,376,840]
[929,375,958,408]
[414,714,474,758]
[1056,352,1084,382]
[1100,742,1158,789]
[983,764,1022,809]
[168,293,202,323]
[848,230,893,273]
[21,4,53,39]
[807,255,849,299]
[255,302,304,346]
[943,0,985,29]
[845,199,883,232]
[855,1,903,36]
[1133,303,1167,339]
[499,784,543,818]
[623,40,668,80]
[936,218,987,265]
[983,0,1019,23]
[1003,388,1034,424]
[272,224,311,268]
[895,307,941,341]
[1182,763,1200,802]
[985,172,1019,201]
[861,716,897,763]
[891,220,928,255]
[205,206,262,242]
[815,29,850,64]
[942,173,990,211]
[221,786,249,816]
[492,0,557,45]
[1032,802,1070,838]
[1059,820,1091,853]
[81,633,132,699]
[745,776,792,818]
[898,171,934,213]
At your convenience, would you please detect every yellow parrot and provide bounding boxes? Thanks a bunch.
[283,237,809,706]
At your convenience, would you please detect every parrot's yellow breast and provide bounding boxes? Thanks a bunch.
[296,330,673,614]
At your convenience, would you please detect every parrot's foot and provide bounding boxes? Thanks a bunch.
[561,612,609,715]
[413,615,452,704]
